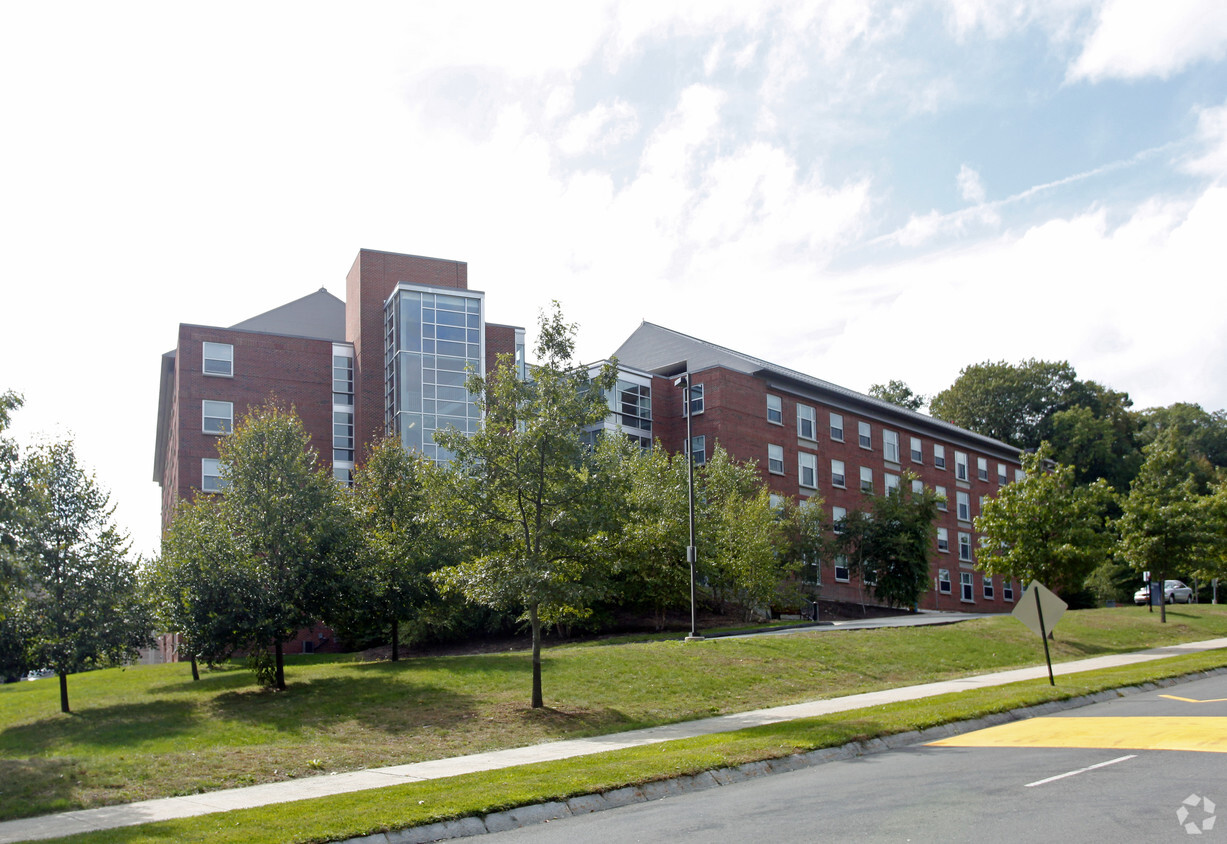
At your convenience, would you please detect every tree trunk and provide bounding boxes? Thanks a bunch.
[391,618,399,662]
[274,640,286,690]
[530,602,543,709]
[58,670,70,714]
[190,655,200,682]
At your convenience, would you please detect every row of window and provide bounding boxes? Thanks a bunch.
[817,549,1015,602]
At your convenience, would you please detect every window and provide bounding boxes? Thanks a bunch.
[830,412,844,441]
[767,394,783,425]
[202,400,233,434]
[797,404,816,439]
[683,383,704,416]
[201,458,227,493]
[977,457,988,482]
[935,485,948,511]
[802,553,821,585]
[883,430,899,463]
[934,444,946,470]
[983,576,994,600]
[333,410,354,463]
[831,459,846,488]
[958,532,972,562]
[1015,468,1025,483]
[998,463,1008,485]
[910,436,923,463]
[912,478,924,494]
[937,527,949,553]
[1003,581,1015,602]
[834,556,850,582]
[955,451,968,481]
[799,452,817,488]
[961,571,974,602]
[884,473,900,494]
[956,491,970,522]
[768,444,784,475]
[333,466,353,486]
[858,421,872,449]
[687,435,706,466]
[860,466,873,493]
[332,353,354,405]
[832,505,846,533]
[938,569,951,594]
[203,342,233,376]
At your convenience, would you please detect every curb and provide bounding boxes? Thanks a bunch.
[337,666,1227,844]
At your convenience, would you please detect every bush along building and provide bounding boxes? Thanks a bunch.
[155,249,1023,626]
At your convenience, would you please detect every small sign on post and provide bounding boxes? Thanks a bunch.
[1012,581,1068,686]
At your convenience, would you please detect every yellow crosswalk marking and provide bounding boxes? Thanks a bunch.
[927,717,1227,753]
[1159,695,1227,703]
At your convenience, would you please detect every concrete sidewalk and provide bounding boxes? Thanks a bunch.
[3,637,1225,843]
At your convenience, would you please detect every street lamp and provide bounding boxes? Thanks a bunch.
[675,373,702,641]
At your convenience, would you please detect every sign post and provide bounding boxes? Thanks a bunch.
[1012,581,1068,686]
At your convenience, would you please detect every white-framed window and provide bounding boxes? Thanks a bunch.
[203,342,233,377]
[977,457,989,482]
[958,531,972,562]
[938,569,951,594]
[799,452,817,488]
[769,493,784,510]
[979,494,987,514]
[333,352,354,406]
[957,491,970,522]
[1015,468,1025,482]
[834,555,850,582]
[830,412,844,441]
[797,403,816,439]
[202,400,233,435]
[910,436,923,463]
[858,421,872,449]
[885,473,900,494]
[831,459,846,488]
[687,435,707,466]
[983,576,994,600]
[1003,581,1015,602]
[955,451,969,481]
[998,462,1008,485]
[201,458,228,493]
[961,571,974,602]
[883,430,900,463]
[937,527,949,553]
[832,505,846,534]
[860,466,873,493]
[767,394,783,425]
[333,410,354,464]
[768,444,784,475]
[802,552,821,586]
[912,478,924,494]
[683,383,704,416]
[935,485,948,511]
[934,444,946,470]
[333,466,353,486]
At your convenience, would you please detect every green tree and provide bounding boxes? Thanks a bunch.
[1118,430,1220,623]
[431,305,625,708]
[1136,403,1227,478]
[930,359,1080,448]
[11,440,150,712]
[213,400,348,690]
[0,391,27,682]
[341,437,451,661]
[868,379,926,412]
[975,446,1116,600]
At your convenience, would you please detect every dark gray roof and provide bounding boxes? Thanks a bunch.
[229,288,346,341]
[614,321,1021,460]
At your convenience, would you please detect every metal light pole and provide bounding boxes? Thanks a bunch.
[677,373,702,641]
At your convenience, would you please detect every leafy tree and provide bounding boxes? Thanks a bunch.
[1118,430,1221,622]
[213,400,348,689]
[868,379,926,412]
[431,304,626,708]
[975,445,1116,600]
[930,359,1080,448]
[1136,403,1227,478]
[341,437,451,661]
[0,391,26,681]
[10,440,150,712]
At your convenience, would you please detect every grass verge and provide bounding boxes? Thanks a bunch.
[38,648,1227,844]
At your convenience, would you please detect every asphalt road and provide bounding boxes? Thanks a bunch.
[481,673,1227,843]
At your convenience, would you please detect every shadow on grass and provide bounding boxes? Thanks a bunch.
[0,700,199,755]
[0,757,83,822]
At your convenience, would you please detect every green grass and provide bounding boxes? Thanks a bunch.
[39,649,1227,844]
[1,604,1225,826]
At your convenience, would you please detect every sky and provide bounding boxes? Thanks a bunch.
[2,0,1226,557]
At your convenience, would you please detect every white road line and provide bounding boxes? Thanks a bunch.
[1024,754,1137,788]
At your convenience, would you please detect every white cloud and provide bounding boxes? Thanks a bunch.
[556,100,640,156]
[1183,98,1227,177]
[1068,0,1227,82]
[957,164,987,204]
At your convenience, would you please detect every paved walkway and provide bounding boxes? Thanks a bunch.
[3,635,1225,843]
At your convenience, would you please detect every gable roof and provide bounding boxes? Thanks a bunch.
[229,288,346,341]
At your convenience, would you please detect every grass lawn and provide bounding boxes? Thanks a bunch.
[2,604,1225,825]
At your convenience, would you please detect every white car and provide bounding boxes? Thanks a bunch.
[1134,580,1193,605]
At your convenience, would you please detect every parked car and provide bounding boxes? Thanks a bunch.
[1133,580,1193,605]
